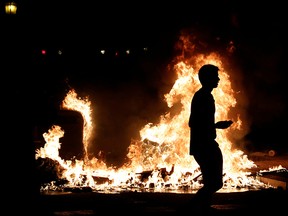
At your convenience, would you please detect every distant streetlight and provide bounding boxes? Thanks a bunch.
[5,2,17,15]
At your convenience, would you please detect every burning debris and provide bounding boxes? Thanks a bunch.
[34,36,286,194]
[256,167,288,190]
[36,157,68,187]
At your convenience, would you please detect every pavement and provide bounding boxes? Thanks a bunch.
[8,152,287,216]
[35,153,287,216]
[35,188,287,216]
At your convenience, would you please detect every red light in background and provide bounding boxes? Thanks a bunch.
[41,49,46,55]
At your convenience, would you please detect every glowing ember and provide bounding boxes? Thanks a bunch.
[35,35,281,194]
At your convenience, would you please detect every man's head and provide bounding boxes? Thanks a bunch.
[198,64,220,88]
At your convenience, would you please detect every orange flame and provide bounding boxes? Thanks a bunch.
[35,35,277,193]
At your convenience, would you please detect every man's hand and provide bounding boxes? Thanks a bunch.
[215,120,233,129]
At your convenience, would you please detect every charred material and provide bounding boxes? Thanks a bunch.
[36,157,67,185]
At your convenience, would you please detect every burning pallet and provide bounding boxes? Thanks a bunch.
[256,168,288,190]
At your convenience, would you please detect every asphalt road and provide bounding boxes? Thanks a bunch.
[35,188,287,216]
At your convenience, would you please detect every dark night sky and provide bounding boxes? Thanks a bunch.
[2,1,288,166]
[2,1,287,212]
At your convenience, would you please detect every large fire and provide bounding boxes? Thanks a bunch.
[35,35,283,194]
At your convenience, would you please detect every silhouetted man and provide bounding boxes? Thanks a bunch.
[188,64,233,211]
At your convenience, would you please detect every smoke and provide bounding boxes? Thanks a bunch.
[61,52,175,167]
[34,2,287,168]
[230,6,287,153]
[61,22,286,167]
